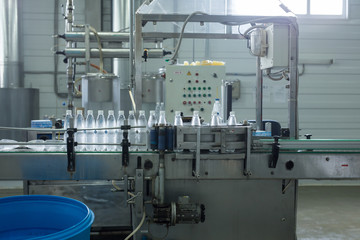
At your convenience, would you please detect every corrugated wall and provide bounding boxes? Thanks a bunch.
[22,0,360,139]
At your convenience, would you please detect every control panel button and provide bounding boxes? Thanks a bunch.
[208,101,212,104]
[203,80,206,83]
[195,80,199,83]
[198,94,201,97]
[198,101,201,104]
[208,94,211,97]
[193,87,196,90]
[203,94,207,97]
[195,73,199,76]
[190,108,194,111]
[188,94,191,97]
[193,94,197,97]
[208,87,211,90]
[188,101,192,105]
[203,87,206,90]
[188,87,191,90]
[183,94,186,97]
[200,107,204,111]
[198,87,201,90]
[193,101,196,104]
[183,101,187,105]
[188,80,191,83]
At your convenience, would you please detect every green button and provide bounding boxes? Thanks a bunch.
[203,87,206,90]
[198,87,201,90]
[200,108,204,111]
[188,94,191,97]
[193,87,196,90]
[203,94,206,97]
[198,94,201,97]
[188,87,191,90]
[208,94,211,97]
[183,94,186,97]
[193,94,197,97]
[208,87,211,90]
[190,108,194,111]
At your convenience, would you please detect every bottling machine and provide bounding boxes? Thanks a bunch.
[1,0,360,239]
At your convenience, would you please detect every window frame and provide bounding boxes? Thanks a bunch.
[288,0,348,19]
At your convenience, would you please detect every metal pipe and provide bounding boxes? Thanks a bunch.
[129,0,135,89]
[0,0,23,88]
[63,32,130,42]
[256,57,263,130]
[63,48,164,58]
[65,0,74,112]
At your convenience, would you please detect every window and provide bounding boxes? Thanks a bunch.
[281,0,347,17]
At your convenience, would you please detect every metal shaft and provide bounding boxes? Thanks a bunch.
[256,57,263,130]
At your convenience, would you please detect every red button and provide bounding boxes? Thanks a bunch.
[188,101,192,105]
[195,73,199,76]
[195,80,199,83]
[183,101,187,105]
[193,101,196,104]
[208,101,212,104]
[198,101,201,104]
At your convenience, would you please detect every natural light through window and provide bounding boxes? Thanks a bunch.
[230,0,346,17]
[310,0,343,15]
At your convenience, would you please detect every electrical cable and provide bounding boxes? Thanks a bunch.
[124,210,146,240]
[243,25,266,39]
[170,11,208,64]
[88,26,104,73]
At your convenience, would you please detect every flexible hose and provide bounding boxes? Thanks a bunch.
[125,210,146,240]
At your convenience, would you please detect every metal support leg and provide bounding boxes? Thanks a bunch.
[256,57,263,130]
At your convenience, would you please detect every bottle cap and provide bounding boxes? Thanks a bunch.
[118,110,124,115]
[66,110,72,115]
[76,110,82,115]
[139,110,145,115]
[150,110,155,114]
[98,110,104,115]
[129,110,134,115]
[108,110,114,115]
[87,110,93,115]
[175,111,181,115]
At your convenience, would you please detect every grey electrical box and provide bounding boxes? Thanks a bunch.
[231,80,240,99]
[260,24,289,70]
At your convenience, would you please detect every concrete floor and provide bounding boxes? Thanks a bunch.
[297,186,360,240]
[1,186,360,239]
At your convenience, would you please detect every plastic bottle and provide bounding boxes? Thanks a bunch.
[210,113,220,126]
[96,110,106,151]
[173,111,183,126]
[155,102,161,122]
[86,110,96,151]
[74,110,85,151]
[128,110,137,151]
[107,110,116,151]
[116,110,126,151]
[160,102,165,111]
[227,111,237,126]
[226,111,237,153]
[158,111,167,126]
[63,110,73,143]
[212,98,223,123]
[137,110,147,151]
[191,111,201,126]
[148,110,157,151]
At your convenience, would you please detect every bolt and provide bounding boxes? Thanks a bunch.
[205,171,209,175]
[137,173,142,177]
[326,157,330,161]
[281,218,286,222]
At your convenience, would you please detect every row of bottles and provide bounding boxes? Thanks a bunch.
[64,107,239,152]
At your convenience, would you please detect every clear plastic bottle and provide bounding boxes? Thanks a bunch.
[158,111,167,125]
[96,110,106,151]
[86,110,96,151]
[227,111,237,126]
[212,98,223,123]
[107,110,116,151]
[137,110,147,151]
[147,110,157,150]
[128,110,137,151]
[155,102,161,122]
[74,110,85,151]
[191,111,201,126]
[226,111,237,152]
[148,110,157,128]
[174,111,183,126]
[116,110,126,151]
[160,102,165,111]
[210,113,220,126]
[63,110,73,143]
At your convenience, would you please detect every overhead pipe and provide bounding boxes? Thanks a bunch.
[61,48,166,58]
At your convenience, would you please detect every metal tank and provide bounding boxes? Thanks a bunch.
[0,0,39,141]
[82,73,121,113]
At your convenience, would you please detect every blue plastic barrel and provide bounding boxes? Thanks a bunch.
[0,195,94,240]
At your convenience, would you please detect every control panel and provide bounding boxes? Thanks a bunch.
[165,64,226,123]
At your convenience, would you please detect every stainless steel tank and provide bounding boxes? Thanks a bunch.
[0,88,39,141]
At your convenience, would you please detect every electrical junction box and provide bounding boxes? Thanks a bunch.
[165,64,226,123]
[260,24,289,70]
